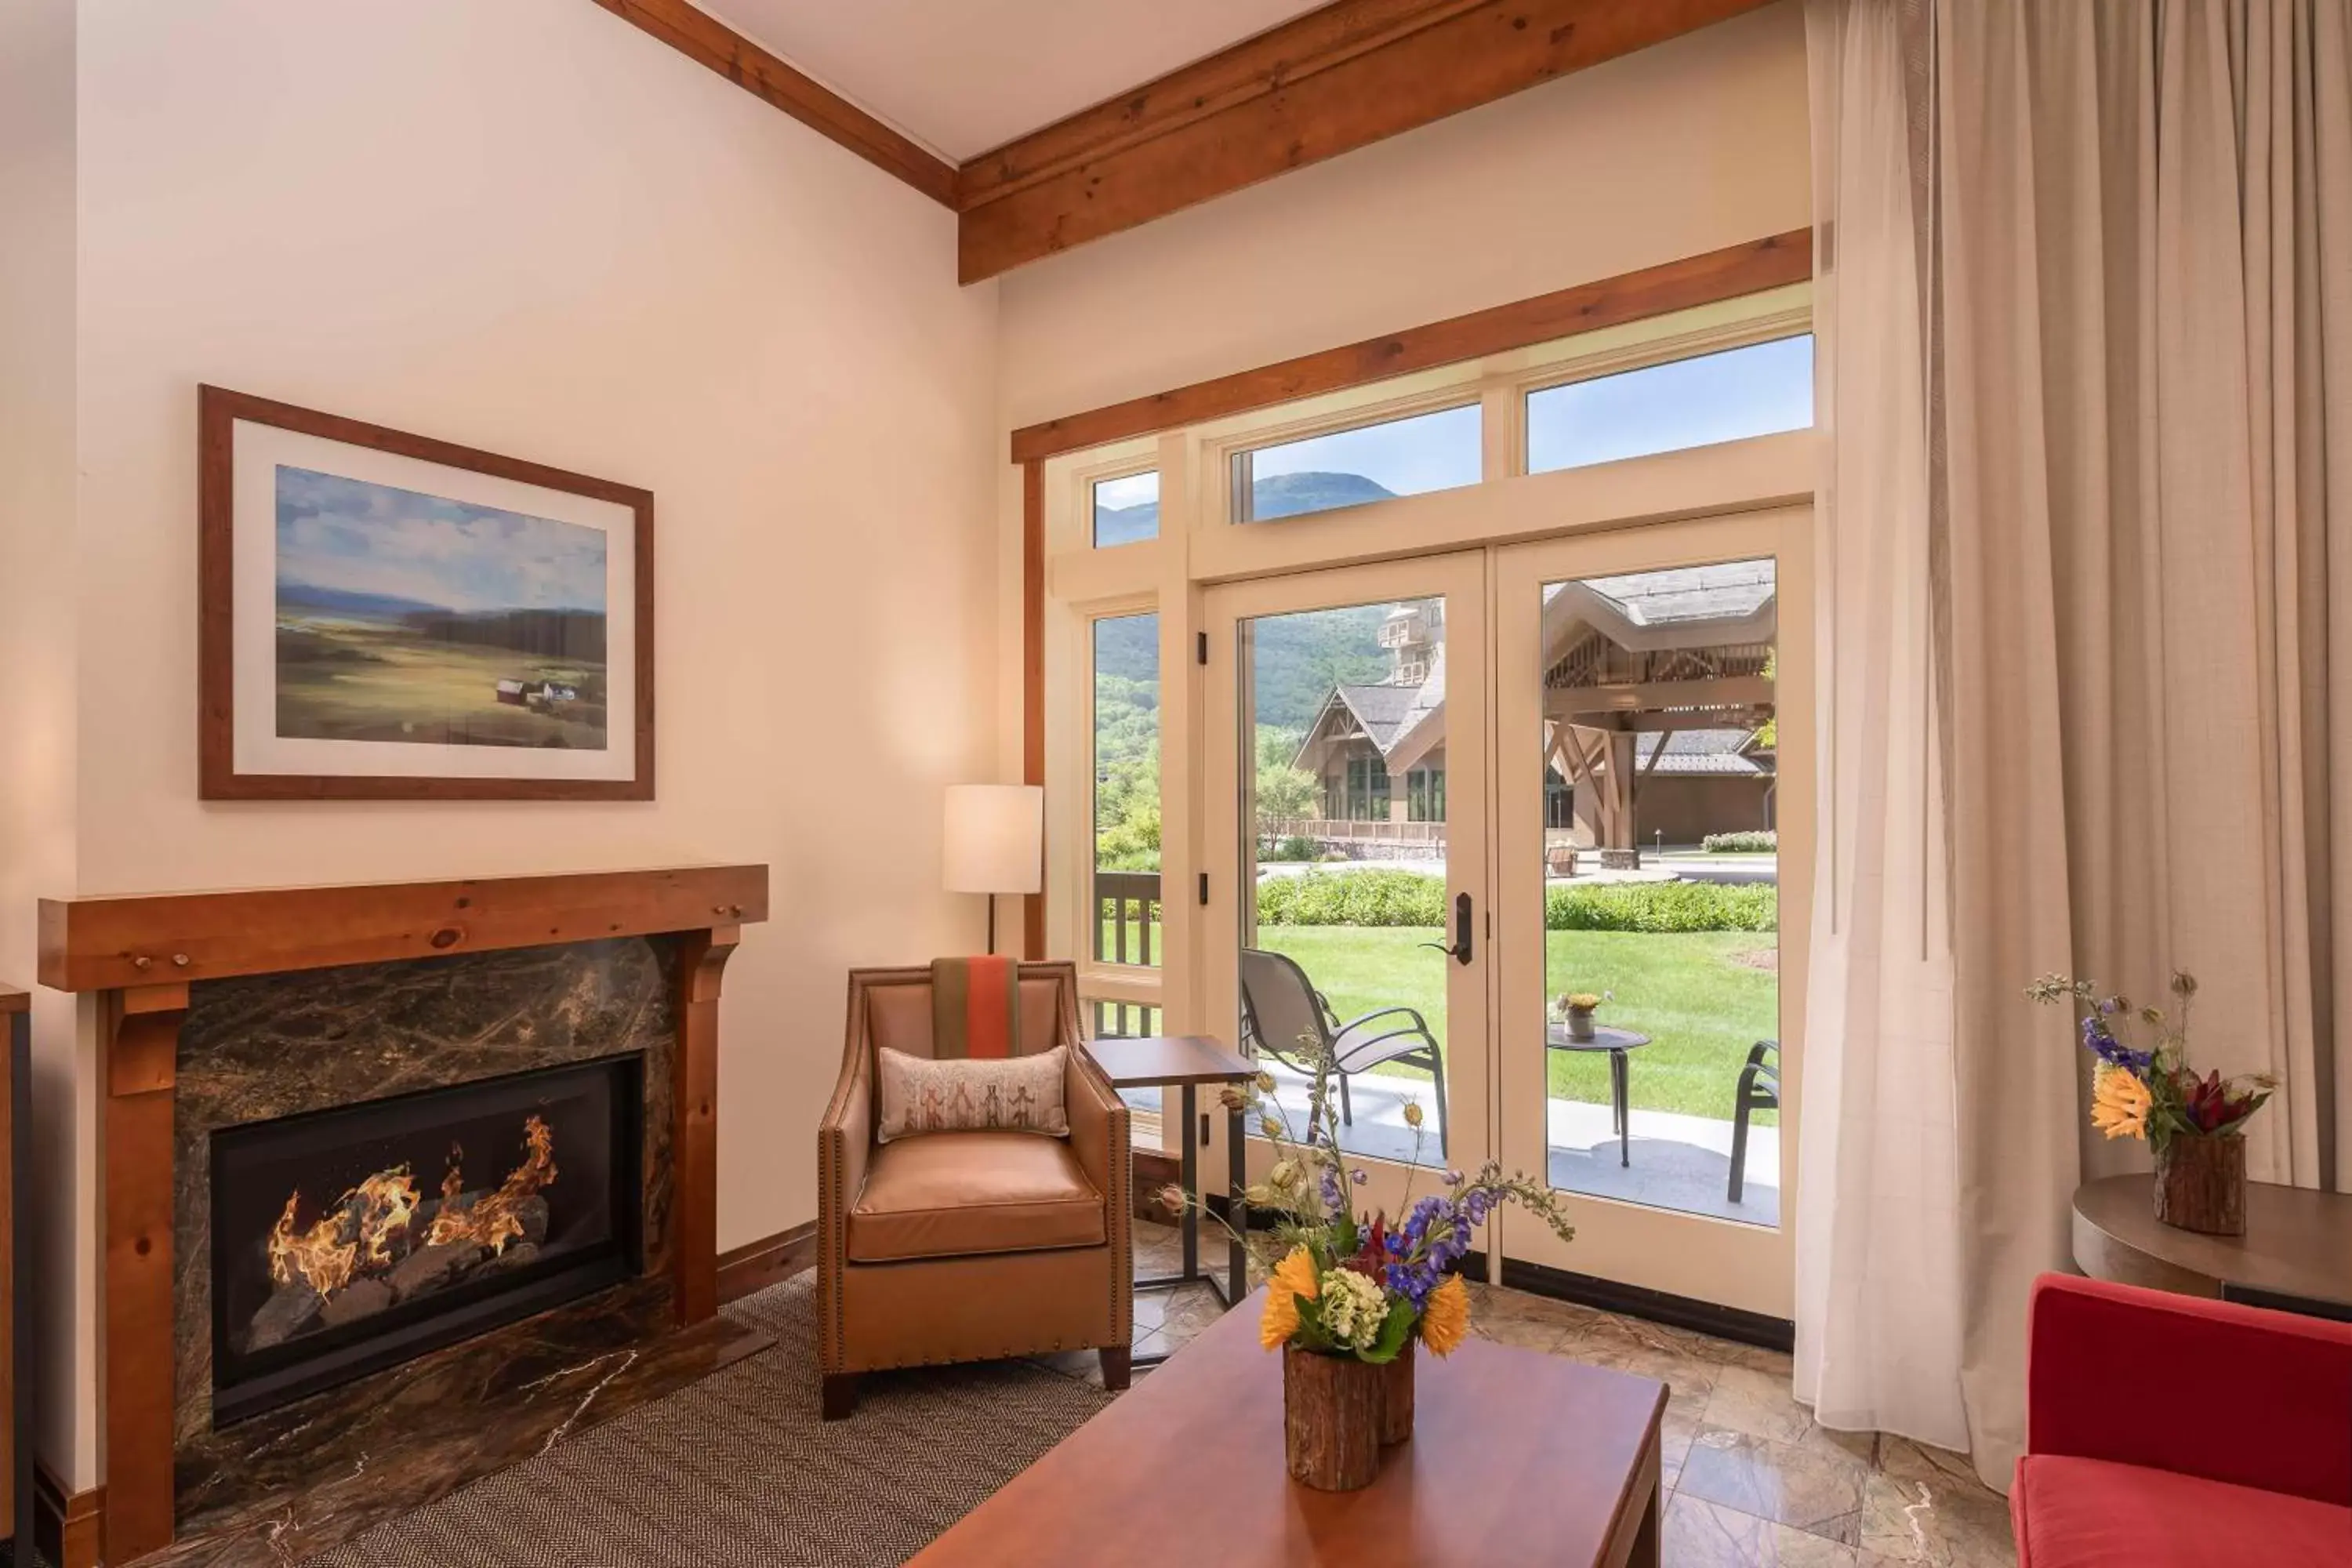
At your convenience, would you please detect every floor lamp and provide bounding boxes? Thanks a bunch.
[944,784,1043,956]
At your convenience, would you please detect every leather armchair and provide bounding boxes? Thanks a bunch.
[817,962,1131,1418]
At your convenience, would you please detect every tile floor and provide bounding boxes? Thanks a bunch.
[1033,1223,2016,1568]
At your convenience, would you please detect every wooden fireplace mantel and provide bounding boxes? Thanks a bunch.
[38,863,767,993]
[39,865,767,1565]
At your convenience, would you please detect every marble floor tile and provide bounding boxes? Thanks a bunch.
[1857,1442,2016,1568]
[1676,1428,1872,1544]
[1555,1315,1722,1421]
[1704,1362,1879,1468]
[1660,1408,1704,1493]
[1664,1494,1878,1566]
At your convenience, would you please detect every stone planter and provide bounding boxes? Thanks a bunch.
[1563,1007,1596,1043]
[2154,1131,2246,1236]
[1377,1339,1415,1446]
[1283,1346,1383,1490]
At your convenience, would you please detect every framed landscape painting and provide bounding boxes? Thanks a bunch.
[198,387,655,800]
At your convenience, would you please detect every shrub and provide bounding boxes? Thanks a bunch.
[1256,869,1447,928]
[1254,869,1777,933]
[1544,880,1777,933]
[1700,829,1777,854]
[1260,835,1323,863]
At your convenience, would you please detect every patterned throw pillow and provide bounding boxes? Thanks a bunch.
[875,1044,1069,1143]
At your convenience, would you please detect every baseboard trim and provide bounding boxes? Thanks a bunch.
[34,1461,103,1568]
[716,1221,817,1305]
[1497,1258,1793,1353]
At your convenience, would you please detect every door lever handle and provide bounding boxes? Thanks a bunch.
[1417,892,1475,966]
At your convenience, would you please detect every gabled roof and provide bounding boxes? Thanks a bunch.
[1579,562,1777,627]
[1327,683,1421,753]
[1635,727,1774,777]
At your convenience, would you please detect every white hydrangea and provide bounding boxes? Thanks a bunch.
[1317,1267,1388,1351]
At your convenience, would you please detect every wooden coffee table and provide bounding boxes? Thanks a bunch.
[911,1287,1666,1567]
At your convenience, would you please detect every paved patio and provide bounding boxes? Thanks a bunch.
[1257,1061,1780,1227]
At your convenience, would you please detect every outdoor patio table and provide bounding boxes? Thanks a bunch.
[1544,1024,1651,1168]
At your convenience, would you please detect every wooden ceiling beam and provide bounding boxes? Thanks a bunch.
[1011,228,1810,463]
[588,0,958,206]
[956,0,1780,283]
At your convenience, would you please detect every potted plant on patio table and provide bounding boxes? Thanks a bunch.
[1165,1039,1575,1490]
[2026,971,2274,1235]
[1552,990,1609,1042]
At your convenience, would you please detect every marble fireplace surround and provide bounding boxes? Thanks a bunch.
[39,865,767,1565]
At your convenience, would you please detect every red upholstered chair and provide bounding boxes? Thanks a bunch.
[2013,1272,2352,1567]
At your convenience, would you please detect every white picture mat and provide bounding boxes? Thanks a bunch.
[230,419,639,782]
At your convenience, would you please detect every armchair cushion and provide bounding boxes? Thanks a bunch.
[2013,1455,2351,1568]
[876,1044,1069,1143]
[848,1132,1105,1263]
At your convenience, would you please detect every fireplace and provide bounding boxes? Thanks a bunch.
[209,1054,644,1426]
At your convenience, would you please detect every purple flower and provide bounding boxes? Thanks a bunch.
[2079,1014,2153,1075]
[1350,1169,1369,1186]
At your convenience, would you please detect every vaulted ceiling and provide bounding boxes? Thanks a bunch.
[695,0,1329,160]
[594,0,1782,282]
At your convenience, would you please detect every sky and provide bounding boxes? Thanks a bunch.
[276,466,608,615]
[1087,333,1815,535]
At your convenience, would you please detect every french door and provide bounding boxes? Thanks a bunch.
[1192,510,1806,1322]
[1490,510,1808,1321]
[1200,553,1494,1225]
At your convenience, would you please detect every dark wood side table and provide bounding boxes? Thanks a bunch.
[1083,1036,1254,1365]
[2072,1174,2352,1313]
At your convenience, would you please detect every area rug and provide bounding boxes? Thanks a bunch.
[310,1275,1116,1567]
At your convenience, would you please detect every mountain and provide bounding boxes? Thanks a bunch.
[276,583,452,619]
[1094,501,1160,547]
[1093,469,1401,546]
[1246,470,1397,521]
[1091,593,1391,735]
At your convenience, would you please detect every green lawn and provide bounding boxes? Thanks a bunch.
[1254,925,1779,1124]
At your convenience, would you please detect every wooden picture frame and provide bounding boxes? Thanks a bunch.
[198,387,655,800]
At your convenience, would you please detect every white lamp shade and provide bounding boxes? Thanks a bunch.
[942,784,1044,895]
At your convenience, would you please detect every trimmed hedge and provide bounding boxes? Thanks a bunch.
[1544,880,1777,933]
[1700,829,1777,853]
[1255,869,1776,933]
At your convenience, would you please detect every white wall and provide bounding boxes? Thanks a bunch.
[0,0,89,1489]
[996,2,1810,430]
[25,0,1002,1487]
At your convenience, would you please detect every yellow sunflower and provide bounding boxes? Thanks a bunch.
[1259,1284,1301,1349]
[2089,1064,2151,1141]
[1272,1245,1320,1302]
[1419,1274,1471,1357]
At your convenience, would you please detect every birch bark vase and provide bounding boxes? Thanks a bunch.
[1283,1347,1382,1490]
[1377,1339,1416,1445]
[2154,1132,2246,1236]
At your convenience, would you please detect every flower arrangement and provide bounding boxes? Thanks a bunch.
[2024,971,2273,1149]
[2025,970,2274,1236]
[1169,1036,1573,1487]
[1171,1036,1574,1369]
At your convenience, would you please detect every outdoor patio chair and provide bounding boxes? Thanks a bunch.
[1727,1039,1779,1203]
[1240,947,1447,1159]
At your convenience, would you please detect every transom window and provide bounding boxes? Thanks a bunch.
[1232,403,1481,524]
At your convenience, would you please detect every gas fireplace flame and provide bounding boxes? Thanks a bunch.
[426,1115,557,1255]
[267,1167,420,1298]
[263,1114,558,1300]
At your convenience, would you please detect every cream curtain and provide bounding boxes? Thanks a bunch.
[1802,0,2352,1494]
[1793,0,1970,1459]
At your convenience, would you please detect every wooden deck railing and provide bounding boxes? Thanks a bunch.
[1261,818,1446,844]
[1093,869,1162,968]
